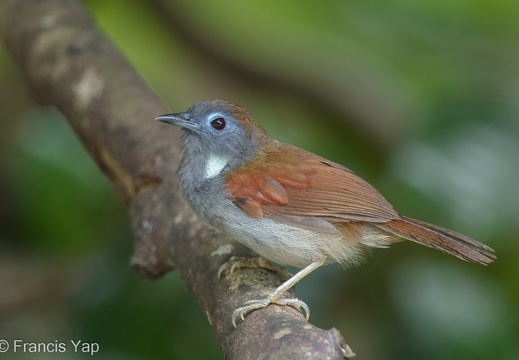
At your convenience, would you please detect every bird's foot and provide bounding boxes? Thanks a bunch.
[219,256,322,327]
[218,256,292,279]
[232,295,310,327]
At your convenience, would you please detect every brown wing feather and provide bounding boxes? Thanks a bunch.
[225,144,399,223]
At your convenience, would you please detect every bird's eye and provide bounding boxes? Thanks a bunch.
[210,117,226,130]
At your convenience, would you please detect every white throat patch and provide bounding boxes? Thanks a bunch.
[205,154,228,179]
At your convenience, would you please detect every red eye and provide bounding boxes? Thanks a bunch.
[210,117,226,130]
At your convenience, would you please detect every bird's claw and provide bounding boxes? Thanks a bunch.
[217,256,242,279]
[218,256,292,279]
[219,256,310,327]
[231,297,310,327]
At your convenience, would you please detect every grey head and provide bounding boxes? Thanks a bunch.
[156,99,267,181]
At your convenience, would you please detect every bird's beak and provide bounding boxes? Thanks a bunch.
[155,112,201,132]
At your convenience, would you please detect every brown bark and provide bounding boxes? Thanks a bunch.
[0,0,354,358]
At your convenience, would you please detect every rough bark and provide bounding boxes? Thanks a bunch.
[0,0,354,358]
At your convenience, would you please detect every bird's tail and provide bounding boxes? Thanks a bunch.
[374,216,495,265]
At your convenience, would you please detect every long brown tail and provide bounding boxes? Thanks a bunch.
[375,216,495,264]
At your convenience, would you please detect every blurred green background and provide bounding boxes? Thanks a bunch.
[1,0,518,359]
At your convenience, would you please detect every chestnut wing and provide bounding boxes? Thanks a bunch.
[226,146,400,223]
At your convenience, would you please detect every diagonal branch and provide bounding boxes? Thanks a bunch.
[0,0,354,358]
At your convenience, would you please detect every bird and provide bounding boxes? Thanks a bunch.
[156,99,495,326]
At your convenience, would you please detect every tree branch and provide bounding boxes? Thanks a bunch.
[0,0,354,358]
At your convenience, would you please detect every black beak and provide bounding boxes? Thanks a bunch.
[155,112,201,132]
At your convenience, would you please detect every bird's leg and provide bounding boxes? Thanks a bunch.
[226,257,327,327]
[218,256,292,279]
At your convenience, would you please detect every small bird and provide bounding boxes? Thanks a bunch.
[156,99,495,326]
